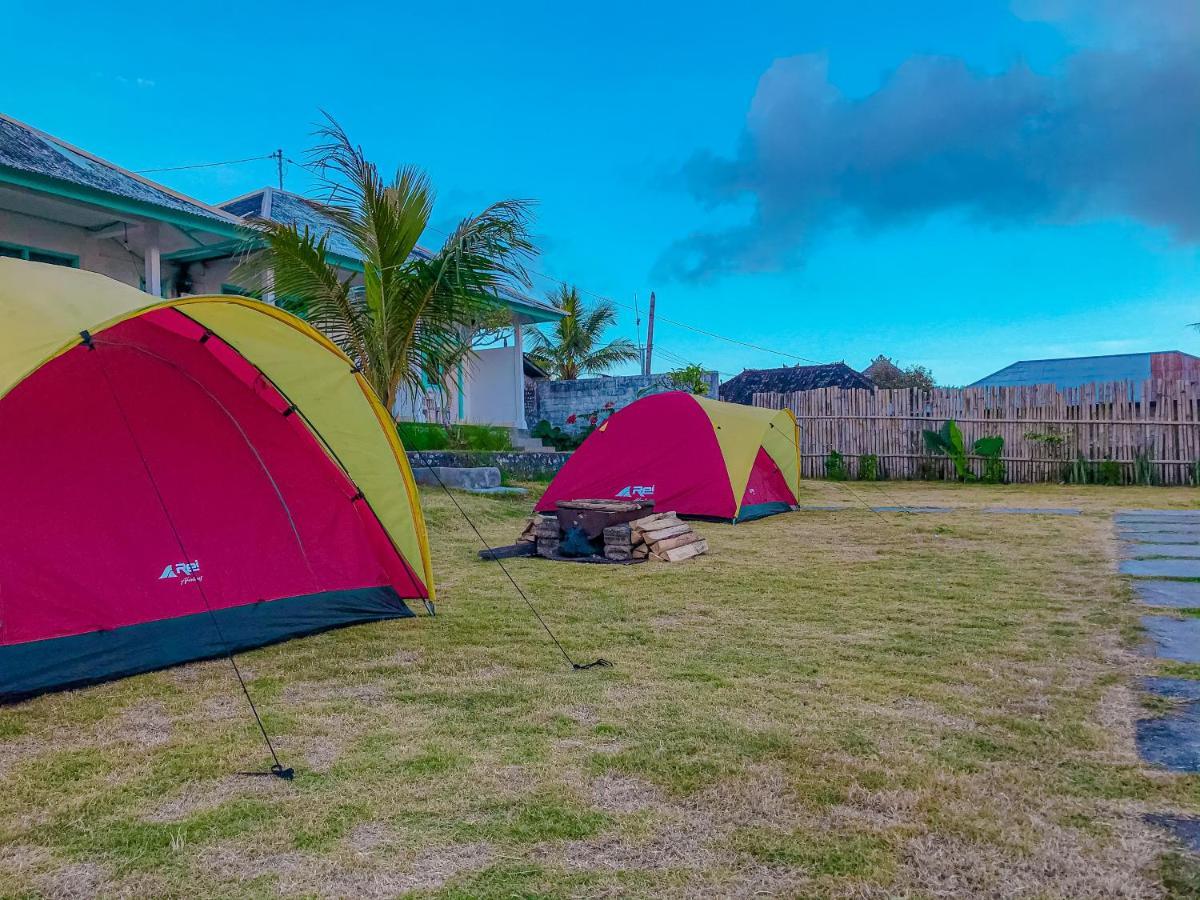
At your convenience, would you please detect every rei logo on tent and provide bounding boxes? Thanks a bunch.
[616,485,655,499]
[159,561,202,584]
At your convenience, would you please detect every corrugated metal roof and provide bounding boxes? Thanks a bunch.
[223,188,361,260]
[971,353,1157,389]
[970,351,1200,401]
[0,114,241,227]
[222,187,559,318]
[719,363,874,405]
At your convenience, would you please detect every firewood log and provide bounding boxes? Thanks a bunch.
[661,540,707,562]
[641,522,691,542]
[631,511,676,530]
[603,523,632,546]
[650,531,703,553]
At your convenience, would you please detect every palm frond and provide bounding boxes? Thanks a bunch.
[247,115,538,409]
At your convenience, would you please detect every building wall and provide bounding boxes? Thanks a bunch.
[530,371,720,430]
[0,209,145,286]
[185,256,241,295]
[463,346,522,427]
[392,347,524,428]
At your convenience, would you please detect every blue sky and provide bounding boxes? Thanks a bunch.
[2,0,1196,384]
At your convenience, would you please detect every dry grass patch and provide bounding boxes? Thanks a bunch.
[2,482,1200,896]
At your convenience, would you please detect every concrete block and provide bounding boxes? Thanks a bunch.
[411,466,500,490]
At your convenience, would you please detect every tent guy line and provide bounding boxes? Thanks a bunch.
[417,460,613,672]
[88,333,293,780]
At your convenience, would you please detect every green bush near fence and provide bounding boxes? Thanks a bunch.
[397,421,514,452]
[858,454,879,481]
[825,450,848,481]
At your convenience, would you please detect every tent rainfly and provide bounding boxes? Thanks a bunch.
[0,260,433,701]
[535,391,801,522]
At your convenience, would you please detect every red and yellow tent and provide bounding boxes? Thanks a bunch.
[536,391,801,522]
[0,260,432,701]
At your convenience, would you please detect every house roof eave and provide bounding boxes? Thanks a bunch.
[0,164,246,241]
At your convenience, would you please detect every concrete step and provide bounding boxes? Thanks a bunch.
[509,429,553,452]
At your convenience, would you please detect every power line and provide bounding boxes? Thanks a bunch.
[278,154,826,365]
[136,154,277,174]
[144,150,828,367]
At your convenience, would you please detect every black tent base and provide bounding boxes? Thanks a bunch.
[0,586,415,703]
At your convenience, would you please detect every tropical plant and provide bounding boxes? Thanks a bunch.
[922,419,1004,482]
[1100,458,1123,486]
[531,419,588,452]
[1065,453,1092,484]
[666,363,711,395]
[1134,447,1158,486]
[525,286,639,380]
[858,454,879,481]
[825,450,848,481]
[240,115,535,412]
[864,355,936,391]
[396,421,513,452]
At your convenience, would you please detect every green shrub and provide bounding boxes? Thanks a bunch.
[396,422,513,452]
[449,424,512,451]
[981,454,1006,484]
[1065,453,1093,484]
[531,419,585,451]
[1133,448,1157,486]
[825,450,848,481]
[1099,458,1122,486]
[858,454,879,481]
[397,421,451,451]
[922,419,1004,482]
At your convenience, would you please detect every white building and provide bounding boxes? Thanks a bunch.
[0,112,561,430]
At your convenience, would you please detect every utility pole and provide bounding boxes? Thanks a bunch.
[274,149,284,190]
[633,291,644,373]
[644,291,657,376]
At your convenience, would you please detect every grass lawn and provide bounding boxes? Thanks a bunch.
[3,480,1200,897]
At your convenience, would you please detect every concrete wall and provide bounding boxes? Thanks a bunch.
[407,450,569,481]
[529,371,720,430]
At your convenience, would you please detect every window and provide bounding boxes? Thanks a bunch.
[0,242,78,267]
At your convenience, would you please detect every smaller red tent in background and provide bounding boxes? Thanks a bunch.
[535,392,800,522]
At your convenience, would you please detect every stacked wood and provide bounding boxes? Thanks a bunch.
[533,513,561,558]
[602,523,633,561]
[628,511,708,562]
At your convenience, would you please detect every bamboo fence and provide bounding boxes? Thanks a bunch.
[753,379,1200,484]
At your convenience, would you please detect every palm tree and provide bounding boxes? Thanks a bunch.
[526,286,640,380]
[241,116,534,412]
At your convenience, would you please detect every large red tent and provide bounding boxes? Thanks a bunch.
[0,261,433,701]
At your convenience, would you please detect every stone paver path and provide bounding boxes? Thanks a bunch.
[1121,530,1200,544]
[1142,616,1200,663]
[1138,678,1200,771]
[1134,580,1200,608]
[1118,509,1200,783]
[1121,559,1200,578]
[1125,543,1200,558]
